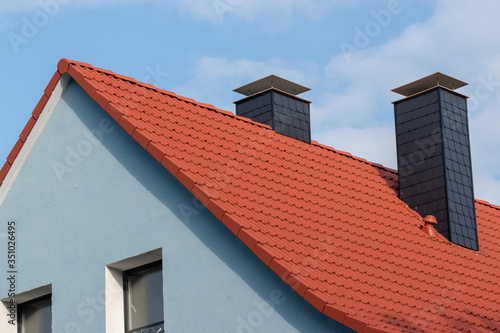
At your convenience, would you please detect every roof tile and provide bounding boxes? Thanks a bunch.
[160,156,181,177]
[6,140,23,165]
[221,213,242,235]
[57,58,71,73]
[286,274,308,297]
[269,258,291,282]
[365,325,390,333]
[206,198,226,220]
[19,117,36,143]
[343,315,367,332]
[118,116,138,135]
[132,129,151,150]
[44,71,61,98]
[105,103,126,122]
[92,91,111,110]
[237,228,259,249]
[252,243,275,266]
[32,94,49,120]
[325,306,350,325]
[304,289,326,312]
[0,162,11,186]
[146,142,165,163]
[176,170,196,191]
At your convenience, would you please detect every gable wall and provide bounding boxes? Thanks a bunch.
[0,80,352,332]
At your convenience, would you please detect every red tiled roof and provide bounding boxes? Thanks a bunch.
[2,59,499,332]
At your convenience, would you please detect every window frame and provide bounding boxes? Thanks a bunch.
[17,294,52,333]
[122,260,164,333]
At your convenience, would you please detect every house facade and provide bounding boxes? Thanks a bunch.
[0,59,499,332]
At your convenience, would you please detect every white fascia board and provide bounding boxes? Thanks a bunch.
[0,74,71,206]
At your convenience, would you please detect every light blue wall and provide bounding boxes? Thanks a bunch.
[0,80,353,333]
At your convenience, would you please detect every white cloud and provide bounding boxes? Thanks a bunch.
[175,0,500,205]
[173,56,318,112]
[473,174,500,207]
[311,87,378,128]
[314,126,396,168]
[320,0,500,203]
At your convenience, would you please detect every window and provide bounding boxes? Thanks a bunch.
[18,295,52,333]
[123,261,164,333]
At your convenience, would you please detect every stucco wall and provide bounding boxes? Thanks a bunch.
[0,79,353,332]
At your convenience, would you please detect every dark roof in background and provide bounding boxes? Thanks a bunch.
[1,59,499,333]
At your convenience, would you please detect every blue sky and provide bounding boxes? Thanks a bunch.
[1,0,500,204]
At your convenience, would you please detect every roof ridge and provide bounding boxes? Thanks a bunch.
[310,140,398,175]
[476,198,500,210]
[59,58,183,101]
[59,59,402,177]
[59,59,275,131]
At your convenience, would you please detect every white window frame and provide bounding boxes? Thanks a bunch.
[0,284,52,333]
[105,249,163,333]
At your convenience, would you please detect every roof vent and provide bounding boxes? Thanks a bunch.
[234,75,311,143]
[421,215,438,237]
[392,73,479,251]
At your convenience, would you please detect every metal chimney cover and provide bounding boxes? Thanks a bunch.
[392,72,467,97]
[234,75,310,97]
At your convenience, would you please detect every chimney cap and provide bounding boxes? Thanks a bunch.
[392,72,468,97]
[234,75,310,97]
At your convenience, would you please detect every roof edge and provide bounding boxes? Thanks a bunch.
[57,59,401,177]
[0,73,71,201]
[310,140,398,175]
[58,59,276,131]
[476,198,500,210]
[0,59,397,198]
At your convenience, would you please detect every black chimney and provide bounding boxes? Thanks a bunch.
[234,75,311,143]
[392,72,479,250]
